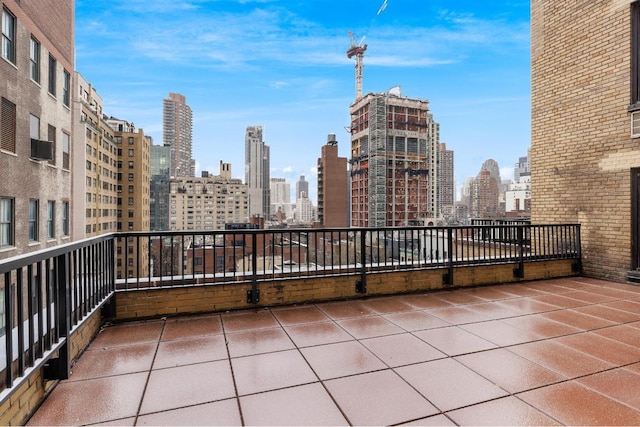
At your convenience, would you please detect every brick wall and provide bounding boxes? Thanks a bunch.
[531,0,638,282]
[115,260,578,320]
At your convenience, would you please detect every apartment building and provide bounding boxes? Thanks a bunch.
[317,133,348,228]
[105,118,151,279]
[163,93,193,177]
[170,162,248,231]
[72,73,119,238]
[1,0,73,258]
[349,89,440,227]
[245,125,270,219]
[438,143,454,215]
[150,144,171,231]
[531,0,640,281]
[270,177,291,220]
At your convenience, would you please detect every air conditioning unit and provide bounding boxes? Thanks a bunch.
[632,111,640,138]
[30,139,53,160]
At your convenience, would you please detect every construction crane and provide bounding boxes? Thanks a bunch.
[347,31,367,99]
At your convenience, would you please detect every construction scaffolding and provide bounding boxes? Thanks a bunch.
[369,95,387,228]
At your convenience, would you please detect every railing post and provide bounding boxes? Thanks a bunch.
[247,232,260,304]
[444,227,454,287]
[573,224,583,273]
[44,253,70,380]
[356,230,367,293]
[514,226,525,278]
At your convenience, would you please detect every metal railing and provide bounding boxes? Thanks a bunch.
[0,235,115,403]
[116,224,581,292]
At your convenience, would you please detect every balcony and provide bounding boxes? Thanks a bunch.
[5,224,629,425]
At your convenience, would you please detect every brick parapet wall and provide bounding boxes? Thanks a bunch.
[531,0,637,282]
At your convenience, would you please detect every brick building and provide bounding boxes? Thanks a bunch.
[317,133,348,228]
[531,0,640,281]
[1,0,73,258]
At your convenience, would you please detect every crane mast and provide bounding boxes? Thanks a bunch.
[347,31,367,99]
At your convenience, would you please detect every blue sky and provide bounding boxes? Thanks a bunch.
[75,0,530,203]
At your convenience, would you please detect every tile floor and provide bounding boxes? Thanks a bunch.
[27,277,640,426]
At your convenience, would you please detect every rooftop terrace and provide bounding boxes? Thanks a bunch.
[27,276,640,426]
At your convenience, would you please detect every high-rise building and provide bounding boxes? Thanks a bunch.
[514,149,530,182]
[438,143,454,213]
[1,0,73,258]
[170,162,248,231]
[270,178,291,219]
[244,126,270,218]
[163,93,193,177]
[295,191,315,224]
[150,144,171,231]
[73,73,119,238]
[470,159,501,219]
[296,175,309,200]
[317,134,348,227]
[105,117,151,279]
[349,89,440,227]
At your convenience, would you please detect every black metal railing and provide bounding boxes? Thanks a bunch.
[0,235,115,403]
[116,224,581,291]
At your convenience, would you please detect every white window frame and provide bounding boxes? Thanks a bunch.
[47,201,55,239]
[0,197,14,247]
[29,199,39,241]
[1,8,16,64]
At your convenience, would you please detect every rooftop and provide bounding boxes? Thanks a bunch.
[28,277,640,426]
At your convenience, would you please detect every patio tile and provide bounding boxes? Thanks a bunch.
[325,370,439,426]
[283,321,353,347]
[508,340,614,378]
[91,417,136,426]
[563,290,617,304]
[460,320,542,346]
[220,309,279,332]
[530,293,586,309]
[571,304,640,324]
[593,324,640,347]
[430,290,486,305]
[301,340,386,380]
[91,320,164,347]
[316,300,375,319]
[465,286,520,300]
[537,309,616,331]
[383,310,450,331]
[395,358,507,412]
[401,294,453,310]
[518,382,640,425]
[447,396,560,426]
[136,398,241,426]
[361,333,445,367]
[503,313,581,338]
[240,383,347,426]
[336,315,404,339]
[140,360,235,414]
[413,326,497,356]
[161,314,223,341]
[578,368,640,411]
[464,301,522,319]
[554,332,640,365]
[153,334,228,369]
[270,305,330,325]
[496,297,559,315]
[231,350,317,395]
[455,348,564,393]
[26,373,148,426]
[226,327,294,358]
[426,305,492,325]
[68,342,156,381]
[397,414,456,426]
[360,296,417,314]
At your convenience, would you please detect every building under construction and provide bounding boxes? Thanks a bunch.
[349,89,440,227]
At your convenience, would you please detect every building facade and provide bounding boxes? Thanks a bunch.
[244,125,270,219]
[150,144,171,231]
[1,0,73,258]
[438,143,454,217]
[505,173,531,214]
[163,93,193,177]
[349,90,440,227]
[469,159,501,219]
[270,177,291,220]
[170,163,248,231]
[317,133,348,227]
[296,175,309,200]
[531,0,640,281]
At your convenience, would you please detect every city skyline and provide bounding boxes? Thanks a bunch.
[75,0,530,202]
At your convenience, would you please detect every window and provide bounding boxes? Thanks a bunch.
[30,114,40,139]
[62,201,69,236]
[47,124,56,165]
[48,55,57,96]
[1,8,15,64]
[29,199,39,241]
[128,161,134,168]
[128,148,134,157]
[63,70,71,106]
[47,201,55,239]
[128,173,134,181]
[128,185,134,193]
[128,197,134,206]
[0,97,16,153]
[128,137,134,145]
[0,198,13,247]
[30,37,40,83]
[62,132,70,169]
